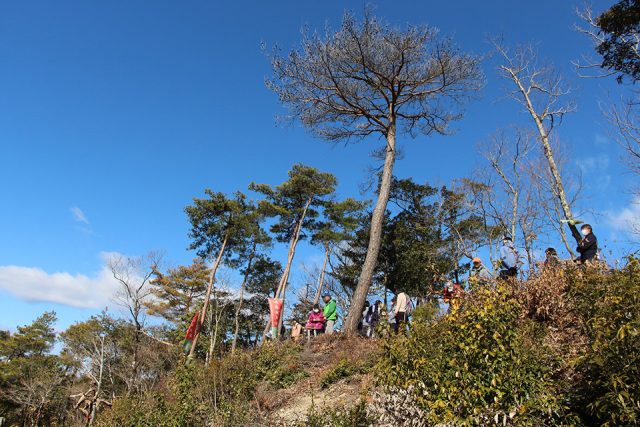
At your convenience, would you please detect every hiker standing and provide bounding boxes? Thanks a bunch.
[305,304,325,339]
[543,247,561,269]
[470,257,494,288]
[392,292,409,334]
[359,301,371,336]
[499,236,520,279]
[322,294,338,335]
[567,221,598,264]
[291,321,303,342]
[366,300,382,337]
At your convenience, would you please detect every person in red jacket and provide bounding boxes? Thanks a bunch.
[306,304,326,339]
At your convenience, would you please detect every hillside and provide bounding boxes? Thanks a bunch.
[91,261,640,426]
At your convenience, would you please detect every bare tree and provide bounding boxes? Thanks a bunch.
[68,334,113,426]
[482,129,534,239]
[460,179,502,262]
[527,141,584,257]
[478,128,545,271]
[495,41,577,227]
[205,274,233,364]
[267,11,483,333]
[573,5,621,79]
[607,94,640,176]
[108,252,161,392]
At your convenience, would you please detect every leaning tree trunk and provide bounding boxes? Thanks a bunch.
[510,71,574,222]
[231,243,257,353]
[188,234,228,359]
[558,223,575,256]
[277,284,287,337]
[206,307,215,365]
[275,198,312,299]
[261,198,312,342]
[312,243,331,305]
[344,120,396,335]
[207,298,226,365]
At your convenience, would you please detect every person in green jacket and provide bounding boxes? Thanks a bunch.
[322,294,338,335]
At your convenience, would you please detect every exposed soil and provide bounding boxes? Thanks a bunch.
[256,334,377,426]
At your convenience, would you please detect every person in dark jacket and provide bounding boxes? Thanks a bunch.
[567,221,598,264]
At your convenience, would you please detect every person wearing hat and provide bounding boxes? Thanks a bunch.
[470,257,493,288]
[499,236,520,279]
[322,293,338,335]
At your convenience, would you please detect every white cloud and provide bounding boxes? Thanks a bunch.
[70,206,90,225]
[0,253,121,309]
[575,154,610,173]
[608,197,640,237]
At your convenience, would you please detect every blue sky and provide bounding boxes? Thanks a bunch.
[0,0,636,332]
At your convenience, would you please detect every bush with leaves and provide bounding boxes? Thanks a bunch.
[568,258,640,426]
[96,341,310,426]
[252,341,308,390]
[373,284,577,426]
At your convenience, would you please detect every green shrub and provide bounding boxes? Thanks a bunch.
[373,284,576,426]
[253,341,308,389]
[96,341,312,426]
[320,359,358,389]
[569,258,640,426]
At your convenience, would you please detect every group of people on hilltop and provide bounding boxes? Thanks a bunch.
[467,235,522,288]
[445,222,599,314]
[300,290,414,340]
[467,222,599,289]
[359,291,413,337]
[299,223,600,336]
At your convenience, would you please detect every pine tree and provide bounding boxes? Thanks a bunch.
[184,190,255,359]
[147,258,210,325]
[266,11,483,333]
[250,164,337,337]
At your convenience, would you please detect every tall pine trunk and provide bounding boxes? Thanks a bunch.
[509,71,574,221]
[231,243,256,353]
[344,120,396,334]
[261,198,312,342]
[313,244,331,305]
[188,234,228,359]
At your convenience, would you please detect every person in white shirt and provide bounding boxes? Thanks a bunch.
[393,292,409,334]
